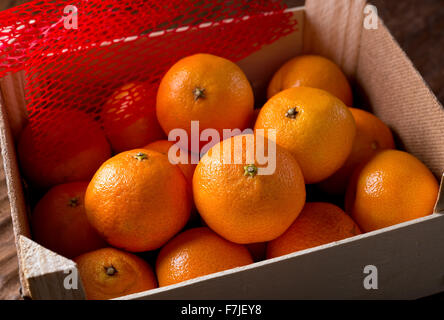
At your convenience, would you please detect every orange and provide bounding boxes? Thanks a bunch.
[345,150,439,232]
[267,202,361,259]
[319,108,395,195]
[193,133,306,244]
[254,87,356,184]
[31,182,106,259]
[267,55,353,106]
[156,227,252,287]
[144,140,196,188]
[75,247,157,300]
[18,110,111,189]
[102,82,166,153]
[144,140,198,220]
[156,53,254,153]
[85,149,191,252]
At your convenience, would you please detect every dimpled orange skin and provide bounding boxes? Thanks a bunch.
[267,55,353,106]
[75,248,157,300]
[193,134,306,244]
[345,150,439,232]
[267,202,361,259]
[18,111,111,189]
[85,149,191,252]
[102,82,166,153]
[31,182,106,259]
[144,140,196,188]
[319,108,395,195]
[156,227,253,287]
[254,87,356,184]
[156,53,254,152]
[144,140,198,220]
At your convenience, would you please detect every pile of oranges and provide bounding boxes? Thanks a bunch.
[19,53,439,299]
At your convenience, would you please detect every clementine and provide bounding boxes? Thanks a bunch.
[267,54,353,106]
[75,247,157,300]
[267,202,361,259]
[193,133,306,244]
[18,110,111,189]
[254,87,356,184]
[156,53,254,153]
[345,150,439,232]
[144,140,196,188]
[102,82,165,153]
[319,108,395,195]
[31,182,106,259]
[85,149,191,252]
[156,227,252,287]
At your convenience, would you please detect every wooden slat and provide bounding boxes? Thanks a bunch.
[0,153,20,299]
[18,236,86,300]
[0,72,32,299]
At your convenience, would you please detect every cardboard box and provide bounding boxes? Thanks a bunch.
[0,0,443,299]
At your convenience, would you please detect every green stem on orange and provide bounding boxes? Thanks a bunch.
[244,164,258,177]
[105,266,117,276]
[68,197,79,207]
[285,107,298,119]
[193,87,206,101]
[134,152,148,161]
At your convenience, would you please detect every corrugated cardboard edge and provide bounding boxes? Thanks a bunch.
[356,19,444,178]
[303,0,444,212]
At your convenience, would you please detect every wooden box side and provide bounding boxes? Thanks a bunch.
[0,73,86,299]
[123,213,444,300]
[356,20,444,177]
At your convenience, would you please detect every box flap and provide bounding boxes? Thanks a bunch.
[356,21,444,177]
[303,0,367,77]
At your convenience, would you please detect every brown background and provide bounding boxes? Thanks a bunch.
[0,0,442,300]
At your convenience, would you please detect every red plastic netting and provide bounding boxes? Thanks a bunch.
[0,0,297,187]
[0,0,297,118]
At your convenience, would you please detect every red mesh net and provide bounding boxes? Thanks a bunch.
[1,0,297,121]
[1,0,298,177]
